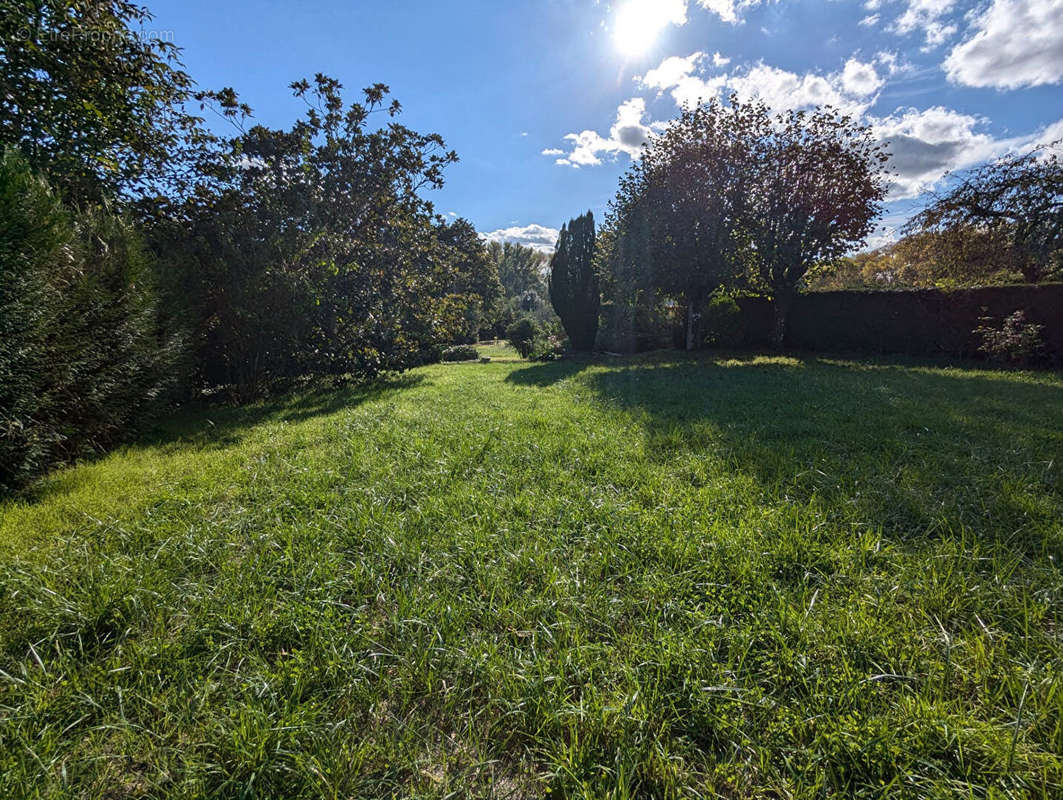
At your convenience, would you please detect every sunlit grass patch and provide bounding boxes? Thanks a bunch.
[475,340,523,361]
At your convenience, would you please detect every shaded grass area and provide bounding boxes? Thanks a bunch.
[0,354,1061,798]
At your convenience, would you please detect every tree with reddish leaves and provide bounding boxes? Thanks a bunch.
[605,97,887,350]
[607,99,762,350]
[744,106,889,348]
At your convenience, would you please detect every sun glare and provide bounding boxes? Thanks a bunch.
[613,0,682,57]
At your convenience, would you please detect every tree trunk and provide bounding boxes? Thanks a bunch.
[685,300,698,351]
[771,292,793,350]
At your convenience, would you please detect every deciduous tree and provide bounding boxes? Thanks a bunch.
[608,100,760,349]
[907,143,1063,284]
[745,106,888,347]
[157,76,462,396]
[0,0,237,204]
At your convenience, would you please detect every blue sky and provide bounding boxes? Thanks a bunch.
[148,0,1063,251]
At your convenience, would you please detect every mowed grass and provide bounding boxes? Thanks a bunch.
[476,340,523,361]
[1,353,1061,799]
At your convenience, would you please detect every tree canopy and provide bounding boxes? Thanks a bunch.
[603,97,887,349]
[744,105,888,345]
[155,75,485,395]
[0,0,234,205]
[907,143,1063,284]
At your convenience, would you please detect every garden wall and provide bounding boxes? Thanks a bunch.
[737,284,1063,363]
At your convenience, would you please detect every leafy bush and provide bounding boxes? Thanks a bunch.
[528,336,565,361]
[702,293,744,347]
[505,317,543,358]
[441,345,479,362]
[974,310,1045,365]
[0,150,174,493]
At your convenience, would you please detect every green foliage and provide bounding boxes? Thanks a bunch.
[435,218,505,342]
[702,292,744,347]
[155,76,467,399]
[810,228,1029,291]
[505,316,542,358]
[526,335,564,362]
[549,211,599,350]
[0,0,229,205]
[486,241,562,336]
[488,240,550,299]
[441,344,479,362]
[1,355,1060,797]
[734,284,1063,365]
[606,100,758,350]
[975,310,1046,365]
[744,106,888,346]
[0,149,174,492]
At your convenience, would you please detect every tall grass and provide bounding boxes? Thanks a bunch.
[1,354,1060,798]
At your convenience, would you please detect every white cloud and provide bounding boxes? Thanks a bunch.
[874,107,1063,199]
[1029,117,1063,148]
[697,0,741,23]
[549,98,664,168]
[871,106,1011,198]
[712,51,731,67]
[482,224,560,253]
[541,148,565,156]
[842,57,886,95]
[875,50,903,75]
[860,14,880,26]
[641,53,707,90]
[944,0,1063,89]
[641,52,886,116]
[695,0,774,24]
[893,0,957,49]
[637,49,1061,202]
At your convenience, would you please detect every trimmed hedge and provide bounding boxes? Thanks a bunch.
[442,345,479,362]
[736,284,1063,364]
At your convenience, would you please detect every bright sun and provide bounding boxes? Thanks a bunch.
[613,0,683,57]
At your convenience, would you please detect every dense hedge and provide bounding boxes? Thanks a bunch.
[0,151,176,494]
[441,345,479,362]
[736,284,1063,363]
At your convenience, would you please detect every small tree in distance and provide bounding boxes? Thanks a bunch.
[549,211,599,350]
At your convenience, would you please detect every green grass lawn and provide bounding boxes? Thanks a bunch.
[475,340,523,361]
[1,353,1061,798]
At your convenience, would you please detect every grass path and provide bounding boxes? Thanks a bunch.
[1,353,1061,798]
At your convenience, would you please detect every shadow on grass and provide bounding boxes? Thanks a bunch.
[581,354,1063,551]
[151,373,425,447]
[504,356,596,387]
[17,374,426,507]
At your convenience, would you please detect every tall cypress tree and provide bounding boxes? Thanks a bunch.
[549,211,600,351]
